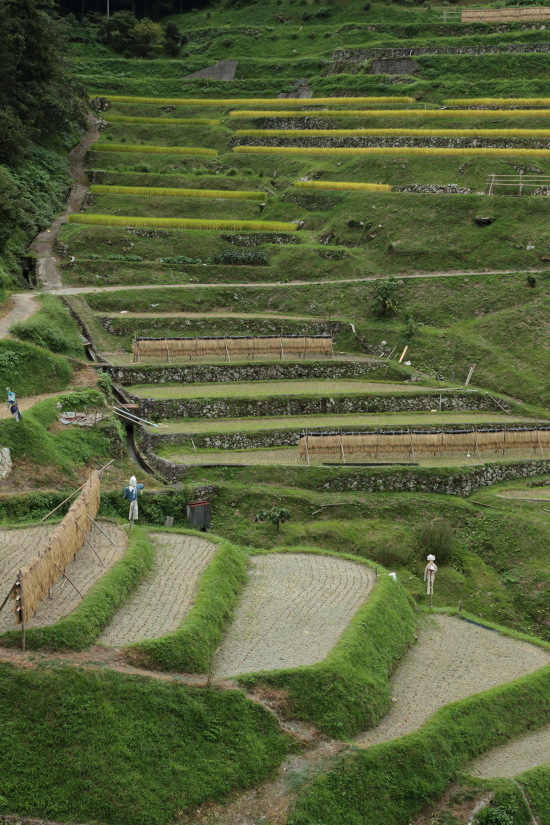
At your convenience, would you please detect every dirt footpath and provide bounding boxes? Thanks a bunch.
[99,532,217,646]
[355,615,550,748]
[213,553,374,678]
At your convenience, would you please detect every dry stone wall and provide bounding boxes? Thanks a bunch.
[233,135,550,150]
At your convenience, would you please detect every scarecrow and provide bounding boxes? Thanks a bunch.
[123,475,144,522]
[424,554,438,596]
[6,388,22,422]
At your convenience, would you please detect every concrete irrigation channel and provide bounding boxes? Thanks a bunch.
[470,725,550,778]
[0,522,126,632]
[355,615,550,748]
[99,532,216,646]
[213,553,375,678]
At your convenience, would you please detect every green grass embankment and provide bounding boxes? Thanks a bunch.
[11,295,85,358]
[0,663,290,825]
[0,339,71,397]
[127,531,248,673]
[518,765,550,824]
[288,661,550,825]
[240,547,416,737]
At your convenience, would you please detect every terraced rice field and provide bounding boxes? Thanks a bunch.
[128,379,435,399]
[0,522,126,632]
[470,725,550,778]
[152,411,534,435]
[496,487,550,500]
[99,532,216,646]
[213,553,374,678]
[355,615,550,747]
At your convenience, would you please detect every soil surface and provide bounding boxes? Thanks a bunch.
[0,293,39,339]
[470,724,550,778]
[213,553,374,678]
[355,614,550,748]
[0,521,126,632]
[99,532,216,645]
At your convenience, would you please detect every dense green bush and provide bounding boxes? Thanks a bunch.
[420,519,456,564]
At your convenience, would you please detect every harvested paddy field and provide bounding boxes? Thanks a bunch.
[355,615,550,748]
[0,522,126,632]
[213,553,374,678]
[470,725,550,778]
[99,532,216,646]
[128,379,434,400]
[496,487,550,500]
[153,411,534,435]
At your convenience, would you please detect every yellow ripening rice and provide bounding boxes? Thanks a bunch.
[67,214,297,231]
[105,95,415,106]
[295,181,391,192]
[107,116,221,125]
[90,185,265,200]
[444,98,550,107]
[230,108,550,119]
[91,143,217,155]
[233,145,550,157]
[236,127,550,138]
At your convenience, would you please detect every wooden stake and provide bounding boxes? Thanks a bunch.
[53,563,84,598]
[40,461,114,522]
[76,521,104,567]
[398,345,408,364]
[465,364,476,386]
[0,583,15,617]
[86,514,116,547]
[19,571,25,651]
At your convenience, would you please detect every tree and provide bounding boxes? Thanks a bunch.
[255,507,291,532]
[163,20,183,56]
[129,17,163,56]
[372,277,402,318]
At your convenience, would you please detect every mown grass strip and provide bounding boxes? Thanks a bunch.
[295,181,392,192]
[104,95,415,106]
[91,143,217,156]
[68,214,297,231]
[127,532,248,673]
[445,97,550,107]
[239,547,415,738]
[238,127,550,138]
[107,115,220,125]
[230,108,550,119]
[289,660,550,825]
[0,526,154,651]
[91,184,264,200]
[234,145,550,157]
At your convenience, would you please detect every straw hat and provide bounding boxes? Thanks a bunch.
[427,554,436,561]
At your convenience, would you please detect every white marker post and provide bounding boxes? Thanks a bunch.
[424,554,438,609]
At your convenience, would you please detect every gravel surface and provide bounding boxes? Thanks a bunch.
[128,379,431,400]
[470,725,550,778]
[99,532,217,646]
[0,522,126,631]
[355,615,550,748]
[213,553,375,678]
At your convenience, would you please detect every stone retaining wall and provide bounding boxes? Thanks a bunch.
[99,316,342,339]
[102,359,400,386]
[233,135,550,150]
[333,43,550,62]
[125,390,506,421]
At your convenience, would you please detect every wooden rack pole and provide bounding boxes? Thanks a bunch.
[536,430,544,456]
[19,571,25,651]
[86,514,116,547]
[53,563,84,598]
[0,583,15,617]
[76,521,105,567]
[39,460,114,522]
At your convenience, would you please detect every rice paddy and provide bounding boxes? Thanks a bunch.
[445,98,550,107]
[106,116,221,125]
[90,185,265,200]
[91,143,217,155]
[104,95,416,107]
[68,214,297,231]
[295,181,392,192]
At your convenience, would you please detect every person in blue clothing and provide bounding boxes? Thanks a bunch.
[6,388,22,422]
[123,475,144,522]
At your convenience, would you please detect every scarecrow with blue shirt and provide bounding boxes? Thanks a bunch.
[123,475,144,522]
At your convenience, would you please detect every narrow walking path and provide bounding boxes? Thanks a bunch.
[0,293,39,339]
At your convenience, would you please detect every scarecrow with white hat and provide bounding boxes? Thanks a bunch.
[424,555,437,596]
[123,475,144,523]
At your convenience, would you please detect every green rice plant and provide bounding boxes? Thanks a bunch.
[238,128,550,138]
[107,116,220,125]
[230,108,550,119]
[295,181,391,192]
[445,97,550,107]
[104,95,415,106]
[91,143,217,156]
[234,145,550,157]
[68,213,297,231]
[91,185,264,200]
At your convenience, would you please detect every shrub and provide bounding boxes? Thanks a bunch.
[373,277,402,318]
[254,506,291,532]
[68,214,298,232]
[420,519,455,564]
[475,807,516,825]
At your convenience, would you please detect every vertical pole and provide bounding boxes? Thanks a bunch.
[340,432,345,463]
[280,336,284,360]
[224,337,230,363]
[106,0,110,18]
[536,430,543,456]
[166,342,171,364]
[19,571,25,652]
[519,170,523,197]
[409,429,415,462]
[305,430,310,466]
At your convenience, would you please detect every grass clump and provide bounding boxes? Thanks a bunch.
[68,214,297,231]
[240,550,416,737]
[127,533,247,673]
[0,339,71,396]
[0,526,154,651]
[288,659,550,825]
[11,296,84,358]
[91,143,217,156]
[91,185,264,200]
[0,663,289,825]
[420,519,456,565]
